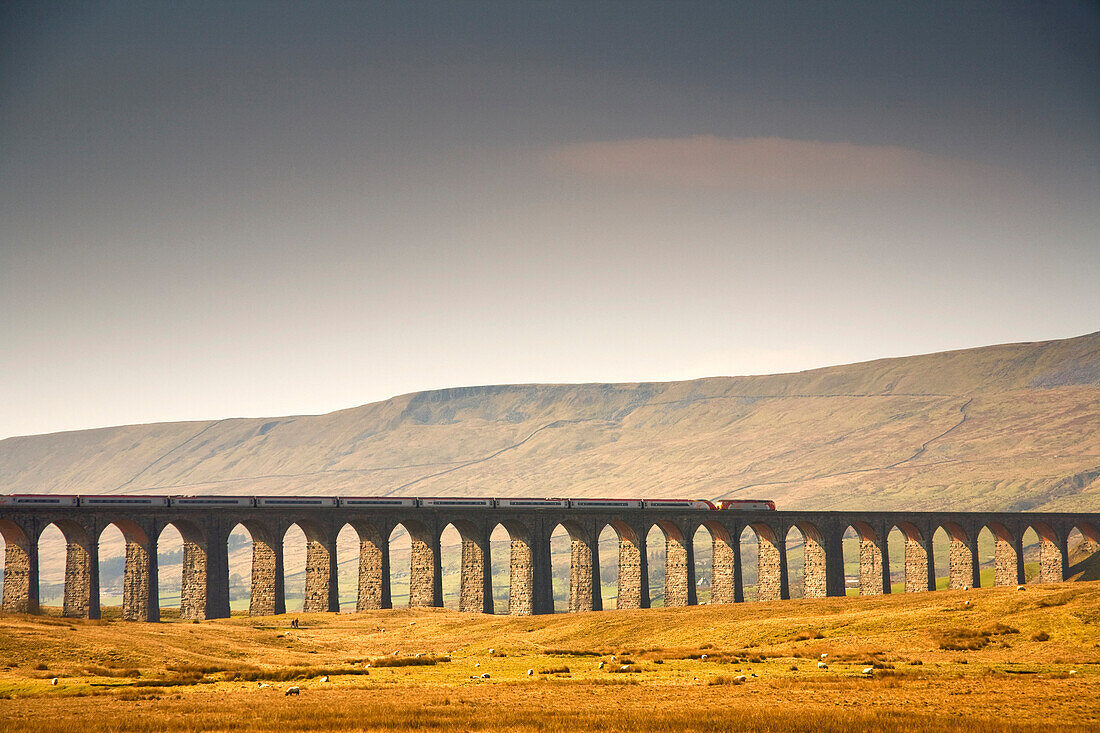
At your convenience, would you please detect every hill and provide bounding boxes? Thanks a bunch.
[1,332,1098,511]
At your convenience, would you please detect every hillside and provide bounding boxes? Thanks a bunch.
[1,332,1098,511]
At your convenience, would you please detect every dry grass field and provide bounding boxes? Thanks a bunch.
[1,581,1098,731]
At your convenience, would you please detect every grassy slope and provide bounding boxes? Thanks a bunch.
[0,332,1097,512]
[0,582,1098,731]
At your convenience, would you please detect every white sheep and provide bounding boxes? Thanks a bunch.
[820,653,828,660]
[285,686,300,696]
[480,673,490,679]
[50,678,58,686]
[409,621,416,626]
[415,653,422,658]
[1017,585,1026,591]
[964,600,971,607]
[319,676,329,683]
[474,662,481,668]
[620,665,629,671]
[701,654,708,660]
[365,663,371,668]
[861,667,874,676]
[259,682,270,688]
[1069,670,1077,676]
[527,669,534,675]
[598,662,605,669]
[488,648,495,654]
[817,661,828,669]
[734,675,747,683]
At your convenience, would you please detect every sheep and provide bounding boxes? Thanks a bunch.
[701,654,708,660]
[285,686,300,696]
[964,600,971,607]
[861,667,875,676]
[393,651,399,656]
[365,663,371,669]
[415,653,422,658]
[480,673,490,679]
[733,675,747,683]
[962,586,970,591]
[49,678,58,686]
[527,669,534,676]
[598,662,605,669]
[1069,670,1077,677]
[258,683,270,688]
[488,648,495,654]
[750,673,758,678]
[620,665,630,671]
[409,621,416,626]
[820,653,828,660]
[1017,585,1026,591]
[817,661,828,669]
[474,662,481,668]
[319,676,329,683]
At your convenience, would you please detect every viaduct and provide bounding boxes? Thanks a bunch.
[1,503,1098,621]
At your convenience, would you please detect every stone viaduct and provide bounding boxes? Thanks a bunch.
[0,503,1097,620]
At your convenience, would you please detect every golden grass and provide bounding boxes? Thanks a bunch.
[0,581,1098,731]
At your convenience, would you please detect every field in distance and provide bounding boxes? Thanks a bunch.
[1,582,1098,732]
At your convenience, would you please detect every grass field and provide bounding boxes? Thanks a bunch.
[1,581,1098,731]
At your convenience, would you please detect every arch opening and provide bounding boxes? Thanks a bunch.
[550,524,571,613]
[388,524,413,608]
[156,523,186,617]
[597,524,620,609]
[1066,525,1100,580]
[932,526,951,590]
[97,524,127,616]
[692,525,713,604]
[841,526,860,596]
[976,526,996,588]
[227,524,253,614]
[439,524,463,610]
[37,524,66,613]
[282,524,308,612]
[489,524,511,614]
[336,524,359,612]
[784,526,805,599]
[1021,527,1041,584]
[645,525,667,607]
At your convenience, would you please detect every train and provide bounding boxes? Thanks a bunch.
[0,494,775,511]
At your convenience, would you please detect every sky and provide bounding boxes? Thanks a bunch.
[0,1,1097,439]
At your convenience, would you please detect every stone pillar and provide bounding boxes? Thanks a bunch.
[858,529,886,596]
[1,526,37,614]
[616,528,648,610]
[947,531,975,589]
[181,525,230,621]
[63,530,99,619]
[755,526,784,601]
[710,530,736,604]
[355,523,389,611]
[802,527,828,599]
[663,526,694,607]
[568,535,597,612]
[904,534,931,593]
[409,530,441,608]
[1039,533,1065,584]
[508,532,534,615]
[121,538,156,621]
[303,534,338,613]
[823,529,846,597]
[459,527,492,614]
[249,534,282,616]
[993,530,1020,587]
[530,530,554,615]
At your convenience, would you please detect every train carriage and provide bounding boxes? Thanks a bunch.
[338,497,418,507]
[169,496,255,507]
[714,499,776,511]
[255,496,338,507]
[0,494,79,507]
[569,498,644,509]
[495,498,570,508]
[78,495,169,506]
[418,497,495,508]
[642,499,715,510]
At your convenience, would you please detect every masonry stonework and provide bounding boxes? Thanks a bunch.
[122,540,151,621]
[802,528,828,599]
[709,531,736,604]
[904,536,930,593]
[858,534,885,596]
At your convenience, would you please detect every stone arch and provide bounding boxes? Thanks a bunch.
[99,519,155,621]
[441,519,490,614]
[1066,523,1100,579]
[158,519,218,620]
[228,520,280,616]
[493,519,543,616]
[390,519,440,609]
[934,522,975,590]
[790,522,829,598]
[0,519,36,614]
[37,519,96,618]
[849,521,886,595]
[890,521,932,593]
[349,521,389,611]
[692,521,736,604]
[601,520,648,610]
[984,522,1022,587]
[551,520,598,613]
[740,522,784,601]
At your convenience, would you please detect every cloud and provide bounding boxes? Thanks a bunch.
[541,135,993,192]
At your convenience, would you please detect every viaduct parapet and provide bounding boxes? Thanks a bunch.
[1,504,1097,620]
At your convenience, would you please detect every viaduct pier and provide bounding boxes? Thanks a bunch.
[1,501,1097,621]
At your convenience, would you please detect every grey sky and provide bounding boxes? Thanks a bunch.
[1,1,1097,439]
